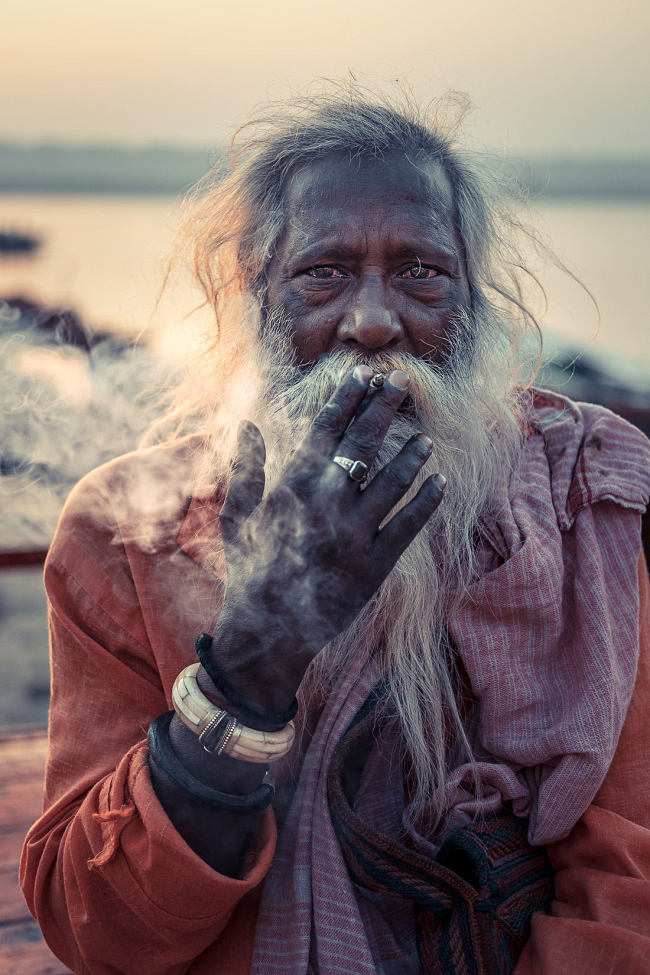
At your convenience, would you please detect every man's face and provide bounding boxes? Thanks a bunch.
[264,149,471,368]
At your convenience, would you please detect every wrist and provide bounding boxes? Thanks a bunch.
[195,666,286,731]
[168,713,269,795]
[199,624,303,725]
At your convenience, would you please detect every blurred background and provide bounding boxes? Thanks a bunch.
[1,0,649,731]
[1,3,649,968]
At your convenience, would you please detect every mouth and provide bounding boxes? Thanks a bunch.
[299,355,421,418]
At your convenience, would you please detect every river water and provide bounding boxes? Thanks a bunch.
[0,193,649,367]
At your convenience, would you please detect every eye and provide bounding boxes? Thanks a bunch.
[304,265,346,279]
[399,264,440,280]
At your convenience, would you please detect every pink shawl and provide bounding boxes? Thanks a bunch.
[251,393,650,974]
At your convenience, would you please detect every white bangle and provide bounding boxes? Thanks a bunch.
[172,663,295,764]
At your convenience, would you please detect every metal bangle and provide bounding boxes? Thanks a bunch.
[172,663,296,764]
[147,713,274,812]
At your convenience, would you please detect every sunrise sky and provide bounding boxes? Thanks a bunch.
[4,0,649,155]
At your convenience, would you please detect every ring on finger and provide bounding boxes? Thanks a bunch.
[332,455,369,483]
[369,373,385,389]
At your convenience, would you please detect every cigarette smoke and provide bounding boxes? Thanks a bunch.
[0,298,173,550]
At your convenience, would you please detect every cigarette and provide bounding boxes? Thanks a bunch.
[348,373,387,430]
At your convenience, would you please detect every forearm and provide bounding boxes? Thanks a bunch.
[22,739,275,975]
[149,713,269,876]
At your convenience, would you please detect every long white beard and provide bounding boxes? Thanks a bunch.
[224,304,524,830]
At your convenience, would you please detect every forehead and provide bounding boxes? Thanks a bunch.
[277,150,459,255]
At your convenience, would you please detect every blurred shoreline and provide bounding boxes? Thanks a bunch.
[1,141,649,199]
[2,193,649,366]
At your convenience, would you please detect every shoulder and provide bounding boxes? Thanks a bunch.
[524,387,650,531]
[46,435,211,582]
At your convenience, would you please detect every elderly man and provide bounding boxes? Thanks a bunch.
[21,91,650,974]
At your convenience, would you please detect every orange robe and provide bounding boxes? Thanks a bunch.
[20,440,650,974]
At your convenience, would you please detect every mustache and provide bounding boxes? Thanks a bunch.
[301,348,444,378]
[276,348,448,424]
[256,303,476,427]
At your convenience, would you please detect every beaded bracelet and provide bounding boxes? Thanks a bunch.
[195,632,299,727]
[147,712,274,812]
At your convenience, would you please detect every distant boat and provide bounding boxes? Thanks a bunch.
[0,229,41,255]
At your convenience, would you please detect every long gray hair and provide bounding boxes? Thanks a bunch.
[153,83,548,828]
[161,82,546,431]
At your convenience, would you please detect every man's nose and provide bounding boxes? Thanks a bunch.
[336,277,403,349]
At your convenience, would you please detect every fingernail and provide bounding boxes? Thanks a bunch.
[388,369,409,390]
[434,473,447,490]
[415,435,433,455]
[353,364,373,383]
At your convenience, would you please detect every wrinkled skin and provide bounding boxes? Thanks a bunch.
[266,150,471,365]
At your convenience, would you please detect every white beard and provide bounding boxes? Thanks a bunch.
[218,303,524,829]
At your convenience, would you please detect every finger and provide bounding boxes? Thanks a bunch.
[219,421,266,542]
[357,434,433,520]
[298,364,374,458]
[372,473,446,566]
[334,369,410,474]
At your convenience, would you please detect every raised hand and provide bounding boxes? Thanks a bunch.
[207,365,446,716]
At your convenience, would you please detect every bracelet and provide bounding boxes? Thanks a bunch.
[172,663,296,763]
[147,712,274,812]
[195,632,299,727]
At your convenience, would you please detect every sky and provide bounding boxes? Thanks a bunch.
[4,0,650,156]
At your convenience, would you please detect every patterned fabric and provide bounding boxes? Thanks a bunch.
[328,703,554,975]
[250,393,650,975]
[443,392,650,844]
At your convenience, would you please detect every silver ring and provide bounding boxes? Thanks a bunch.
[332,455,369,483]
[369,373,385,389]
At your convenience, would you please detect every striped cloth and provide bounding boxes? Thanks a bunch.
[250,392,650,975]
[328,701,554,975]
